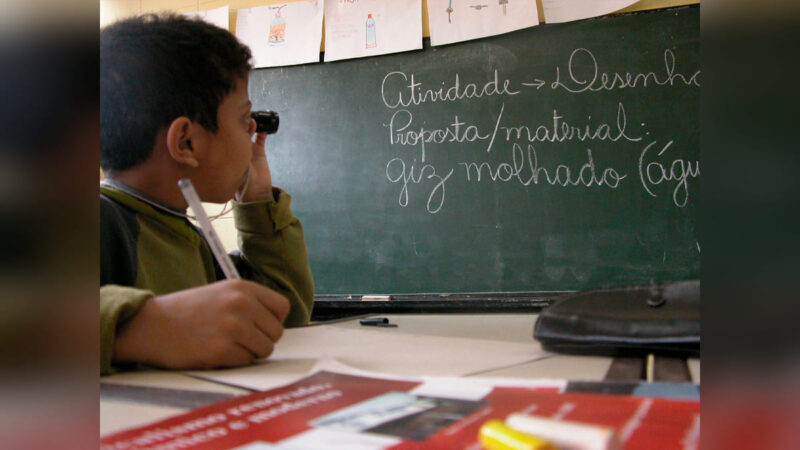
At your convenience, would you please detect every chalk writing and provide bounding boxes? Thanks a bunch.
[459,144,626,189]
[386,109,490,162]
[500,102,642,144]
[381,69,520,109]
[378,47,698,214]
[551,48,701,93]
[638,140,699,208]
[386,158,454,214]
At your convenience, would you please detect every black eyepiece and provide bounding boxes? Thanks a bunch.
[251,110,279,134]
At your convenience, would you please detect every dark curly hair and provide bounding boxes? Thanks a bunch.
[100,13,252,171]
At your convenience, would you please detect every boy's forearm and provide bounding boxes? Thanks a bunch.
[233,188,314,326]
[99,285,154,375]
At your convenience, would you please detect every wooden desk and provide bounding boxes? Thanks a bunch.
[101,314,699,436]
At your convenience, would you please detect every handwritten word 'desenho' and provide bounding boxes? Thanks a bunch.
[551,48,701,93]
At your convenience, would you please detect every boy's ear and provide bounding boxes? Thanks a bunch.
[165,117,199,168]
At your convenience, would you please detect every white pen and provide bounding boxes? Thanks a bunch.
[178,178,241,280]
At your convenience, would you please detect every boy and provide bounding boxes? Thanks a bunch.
[100,14,313,375]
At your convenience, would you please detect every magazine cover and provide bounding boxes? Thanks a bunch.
[101,370,699,449]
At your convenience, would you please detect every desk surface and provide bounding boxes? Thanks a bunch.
[101,313,699,436]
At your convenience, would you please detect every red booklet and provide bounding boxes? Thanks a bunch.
[101,371,699,449]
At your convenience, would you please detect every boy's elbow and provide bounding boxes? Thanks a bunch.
[283,280,314,327]
[285,297,313,327]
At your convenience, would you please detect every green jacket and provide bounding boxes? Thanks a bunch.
[100,180,314,375]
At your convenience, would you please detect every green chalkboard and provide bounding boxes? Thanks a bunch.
[250,6,700,295]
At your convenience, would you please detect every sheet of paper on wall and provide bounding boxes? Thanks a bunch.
[323,0,422,63]
[541,0,639,23]
[236,0,324,68]
[183,4,229,30]
[427,0,539,47]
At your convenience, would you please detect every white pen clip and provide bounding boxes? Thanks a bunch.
[178,178,240,280]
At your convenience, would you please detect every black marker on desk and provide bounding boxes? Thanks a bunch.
[178,178,240,280]
[359,317,398,327]
[359,317,388,325]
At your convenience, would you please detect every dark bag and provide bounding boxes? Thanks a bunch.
[533,280,699,357]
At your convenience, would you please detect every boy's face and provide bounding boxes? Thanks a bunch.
[193,75,255,203]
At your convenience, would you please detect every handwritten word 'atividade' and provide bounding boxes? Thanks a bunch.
[381,69,520,109]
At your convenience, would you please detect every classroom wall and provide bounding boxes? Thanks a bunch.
[100,0,700,253]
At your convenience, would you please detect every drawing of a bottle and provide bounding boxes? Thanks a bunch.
[269,5,286,44]
[446,0,453,24]
[366,14,377,49]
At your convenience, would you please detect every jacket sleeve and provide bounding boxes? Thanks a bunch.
[231,187,314,327]
[100,285,153,375]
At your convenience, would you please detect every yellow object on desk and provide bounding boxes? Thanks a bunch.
[479,419,558,450]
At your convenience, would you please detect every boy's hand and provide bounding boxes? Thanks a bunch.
[238,120,273,202]
[113,279,290,369]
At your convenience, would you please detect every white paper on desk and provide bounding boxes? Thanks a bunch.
[410,376,567,400]
[308,357,423,382]
[309,358,567,392]
[186,358,320,393]
[277,326,546,377]
[236,1,324,68]
[188,326,548,391]
[184,5,229,30]
[323,0,422,62]
[541,0,639,24]
[269,427,401,450]
[427,0,539,47]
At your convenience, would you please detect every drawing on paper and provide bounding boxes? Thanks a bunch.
[268,5,287,44]
[446,0,454,23]
[499,0,508,15]
[448,1,510,23]
[366,13,377,48]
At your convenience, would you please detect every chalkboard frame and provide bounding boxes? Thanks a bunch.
[310,291,565,321]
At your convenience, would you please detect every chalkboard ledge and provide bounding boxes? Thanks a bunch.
[310,292,570,322]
